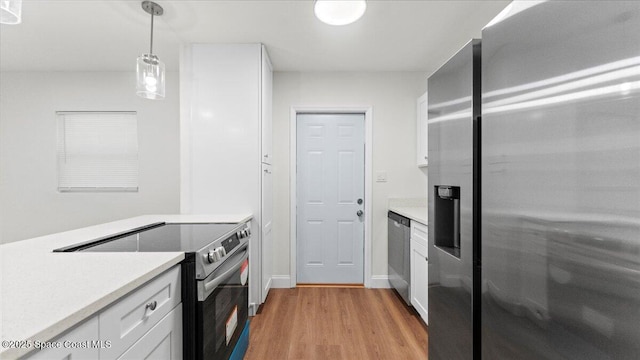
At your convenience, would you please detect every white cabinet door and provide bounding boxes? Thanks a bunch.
[182,44,261,216]
[410,221,428,324]
[117,304,183,360]
[261,45,273,165]
[261,163,273,302]
[416,91,428,167]
[26,317,100,359]
[411,242,429,324]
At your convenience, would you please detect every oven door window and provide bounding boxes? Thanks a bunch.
[198,259,249,360]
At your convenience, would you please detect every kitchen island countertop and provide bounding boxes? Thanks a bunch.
[0,214,251,359]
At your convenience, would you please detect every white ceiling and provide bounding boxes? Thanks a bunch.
[0,0,510,74]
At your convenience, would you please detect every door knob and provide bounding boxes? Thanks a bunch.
[357,210,363,216]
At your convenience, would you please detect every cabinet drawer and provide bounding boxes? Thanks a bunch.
[117,304,183,360]
[99,266,181,359]
[411,221,428,248]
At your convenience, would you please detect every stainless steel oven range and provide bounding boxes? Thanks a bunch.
[55,221,252,360]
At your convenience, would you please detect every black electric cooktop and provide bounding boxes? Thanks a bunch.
[55,223,241,253]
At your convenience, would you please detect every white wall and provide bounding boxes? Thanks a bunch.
[0,72,180,244]
[0,69,426,279]
[272,71,428,280]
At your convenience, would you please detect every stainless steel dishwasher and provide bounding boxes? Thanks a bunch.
[388,211,411,305]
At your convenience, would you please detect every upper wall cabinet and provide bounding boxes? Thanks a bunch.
[417,91,428,167]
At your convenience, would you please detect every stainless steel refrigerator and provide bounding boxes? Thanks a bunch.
[428,1,640,359]
[481,1,639,359]
[427,39,481,360]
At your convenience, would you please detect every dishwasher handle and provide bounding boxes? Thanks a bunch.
[388,211,410,227]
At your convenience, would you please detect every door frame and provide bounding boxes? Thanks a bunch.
[289,106,373,288]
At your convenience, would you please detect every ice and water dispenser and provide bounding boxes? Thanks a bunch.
[434,185,461,258]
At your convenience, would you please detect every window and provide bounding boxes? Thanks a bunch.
[56,111,138,192]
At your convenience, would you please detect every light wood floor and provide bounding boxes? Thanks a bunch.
[245,287,428,360]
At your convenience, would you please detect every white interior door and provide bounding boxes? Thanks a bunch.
[296,113,365,284]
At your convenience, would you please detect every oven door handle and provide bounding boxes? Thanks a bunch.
[201,246,249,298]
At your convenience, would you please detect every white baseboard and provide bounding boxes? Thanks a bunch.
[270,275,389,289]
[271,275,293,288]
[370,275,391,288]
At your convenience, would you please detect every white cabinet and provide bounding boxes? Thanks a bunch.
[181,43,273,313]
[100,265,181,359]
[261,163,273,302]
[27,317,100,359]
[416,91,428,167]
[410,221,428,324]
[261,47,273,165]
[26,266,182,360]
[260,45,274,302]
[117,304,183,360]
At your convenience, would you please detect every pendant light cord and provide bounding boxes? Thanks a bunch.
[149,10,154,55]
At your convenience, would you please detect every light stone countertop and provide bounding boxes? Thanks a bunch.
[389,206,427,225]
[0,213,252,359]
[388,198,427,225]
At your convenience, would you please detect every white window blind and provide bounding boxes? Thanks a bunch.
[57,111,138,192]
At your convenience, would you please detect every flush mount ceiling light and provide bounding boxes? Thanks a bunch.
[1,0,22,24]
[314,0,366,26]
[136,1,165,100]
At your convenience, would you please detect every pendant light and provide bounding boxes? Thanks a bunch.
[136,1,165,100]
[1,0,22,24]
[314,0,366,26]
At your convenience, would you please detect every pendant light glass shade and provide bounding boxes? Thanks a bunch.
[1,0,22,24]
[137,1,165,100]
[314,0,366,26]
[136,54,165,99]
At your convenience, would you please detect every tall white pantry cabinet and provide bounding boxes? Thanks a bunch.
[180,44,273,314]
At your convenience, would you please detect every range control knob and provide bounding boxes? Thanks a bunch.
[207,250,218,264]
[207,248,227,264]
[236,231,243,239]
[245,228,251,236]
[217,246,227,258]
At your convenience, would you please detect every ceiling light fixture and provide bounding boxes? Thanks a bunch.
[1,0,22,24]
[314,0,366,26]
[136,1,165,100]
